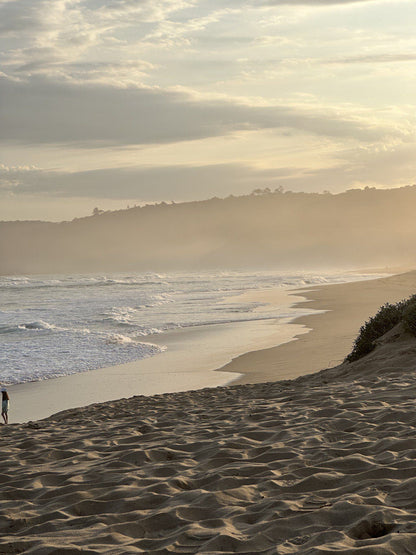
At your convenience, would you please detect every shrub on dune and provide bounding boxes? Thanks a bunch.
[346,295,416,362]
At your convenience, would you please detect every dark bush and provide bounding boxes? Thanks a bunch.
[345,296,416,363]
[402,296,416,336]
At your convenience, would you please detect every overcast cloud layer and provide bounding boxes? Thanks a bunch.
[1,0,415,220]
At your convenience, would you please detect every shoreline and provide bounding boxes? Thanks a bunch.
[221,269,416,383]
[7,270,416,423]
[7,284,306,423]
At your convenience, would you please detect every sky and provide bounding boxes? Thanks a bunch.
[1,0,416,221]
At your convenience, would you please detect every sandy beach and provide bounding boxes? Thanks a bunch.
[2,270,416,552]
[2,309,416,552]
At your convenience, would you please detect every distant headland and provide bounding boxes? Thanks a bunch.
[1,186,416,275]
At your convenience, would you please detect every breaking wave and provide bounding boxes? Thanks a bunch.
[0,269,384,386]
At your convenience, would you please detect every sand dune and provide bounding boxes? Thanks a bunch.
[2,324,416,553]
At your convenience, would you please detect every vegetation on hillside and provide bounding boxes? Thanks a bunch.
[346,295,416,362]
[2,185,416,274]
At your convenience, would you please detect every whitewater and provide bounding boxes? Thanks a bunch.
[0,270,378,386]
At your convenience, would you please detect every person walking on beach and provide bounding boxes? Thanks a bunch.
[1,387,9,424]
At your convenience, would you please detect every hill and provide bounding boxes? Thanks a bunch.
[1,186,416,274]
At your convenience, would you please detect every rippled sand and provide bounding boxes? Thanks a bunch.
[2,322,416,554]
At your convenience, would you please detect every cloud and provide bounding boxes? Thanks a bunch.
[3,140,416,202]
[257,0,380,4]
[326,53,416,64]
[0,0,397,91]
[0,0,48,35]
[0,0,178,82]
[0,0,186,37]
[0,75,403,148]
[0,163,296,200]
[257,142,416,192]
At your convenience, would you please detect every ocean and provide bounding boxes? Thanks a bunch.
[0,270,378,387]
